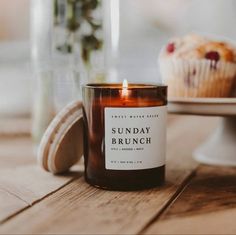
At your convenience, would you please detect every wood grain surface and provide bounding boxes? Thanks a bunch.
[144,165,236,234]
[0,115,227,235]
[161,165,236,219]
[0,166,81,224]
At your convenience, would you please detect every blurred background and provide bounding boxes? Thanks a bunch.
[0,0,236,141]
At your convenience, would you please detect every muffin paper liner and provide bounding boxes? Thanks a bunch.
[159,58,236,97]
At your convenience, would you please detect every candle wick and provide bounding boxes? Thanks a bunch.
[122,79,129,97]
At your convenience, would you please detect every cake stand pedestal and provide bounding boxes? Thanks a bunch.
[168,98,236,166]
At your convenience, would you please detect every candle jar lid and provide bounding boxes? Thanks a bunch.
[38,101,83,174]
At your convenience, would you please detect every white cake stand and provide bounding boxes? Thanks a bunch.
[168,98,236,166]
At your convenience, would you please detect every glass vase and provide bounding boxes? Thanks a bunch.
[30,0,120,146]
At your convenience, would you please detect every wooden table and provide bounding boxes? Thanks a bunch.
[0,115,235,234]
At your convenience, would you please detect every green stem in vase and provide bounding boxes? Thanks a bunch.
[54,0,103,66]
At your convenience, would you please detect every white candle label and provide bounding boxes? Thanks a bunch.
[104,106,166,170]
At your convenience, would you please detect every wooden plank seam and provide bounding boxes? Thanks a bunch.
[0,174,81,225]
[138,169,197,234]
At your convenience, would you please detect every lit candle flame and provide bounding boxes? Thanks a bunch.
[122,79,128,97]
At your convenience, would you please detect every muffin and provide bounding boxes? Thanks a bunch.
[159,34,236,97]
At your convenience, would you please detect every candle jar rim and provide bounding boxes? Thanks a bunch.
[83,83,167,90]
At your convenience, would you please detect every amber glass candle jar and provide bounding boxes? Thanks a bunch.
[82,82,167,190]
